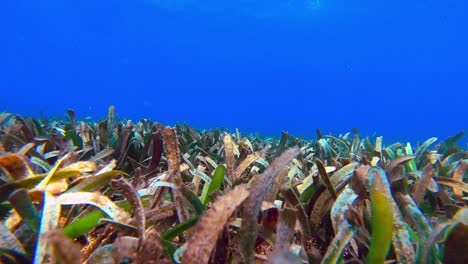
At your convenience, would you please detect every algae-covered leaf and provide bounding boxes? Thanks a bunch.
[238,147,300,263]
[137,226,163,264]
[390,198,418,263]
[327,185,359,263]
[413,163,435,205]
[279,188,313,242]
[374,136,383,157]
[415,137,437,165]
[8,189,40,233]
[0,153,31,180]
[89,148,114,162]
[269,207,301,264]
[321,227,356,264]
[106,105,115,146]
[438,131,465,156]
[111,177,146,249]
[367,167,394,263]
[148,126,163,173]
[223,134,236,182]
[234,152,261,182]
[422,220,461,263]
[451,160,468,199]
[0,222,25,254]
[182,186,249,263]
[164,126,182,185]
[395,192,437,261]
[330,186,358,234]
[330,161,359,187]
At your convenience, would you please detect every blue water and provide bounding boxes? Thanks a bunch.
[2,0,467,145]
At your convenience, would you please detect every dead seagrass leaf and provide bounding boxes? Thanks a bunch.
[315,159,337,200]
[45,230,81,264]
[278,188,313,244]
[0,153,30,180]
[96,159,117,175]
[435,176,468,194]
[17,142,35,157]
[34,152,72,192]
[147,126,163,173]
[443,223,468,264]
[57,192,132,225]
[182,185,249,264]
[0,222,25,254]
[374,136,383,158]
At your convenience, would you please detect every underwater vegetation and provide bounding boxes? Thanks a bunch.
[0,106,466,264]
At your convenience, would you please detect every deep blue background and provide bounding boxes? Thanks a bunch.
[1,0,467,144]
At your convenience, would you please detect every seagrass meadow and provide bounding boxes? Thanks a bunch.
[0,106,466,264]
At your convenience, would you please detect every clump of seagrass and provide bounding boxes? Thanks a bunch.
[0,107,466,264]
